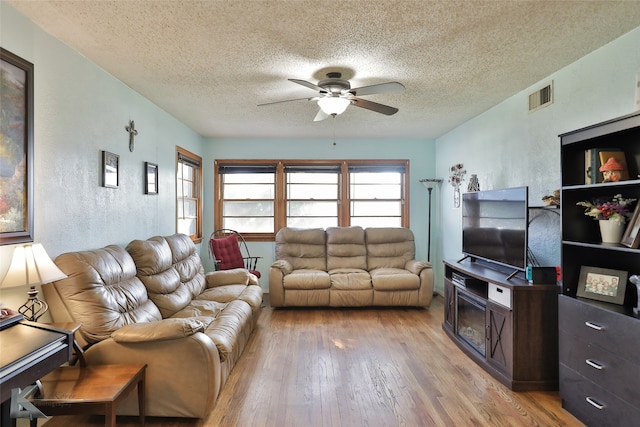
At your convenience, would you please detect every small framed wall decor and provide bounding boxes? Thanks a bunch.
[577,266,628,305]
[102,150,119,188]
[145,162,158,194]
[621,203,640,249]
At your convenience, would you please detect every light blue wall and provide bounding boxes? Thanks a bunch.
[202,137,438,280]
[434,26,640,293]
[0,3,203,312]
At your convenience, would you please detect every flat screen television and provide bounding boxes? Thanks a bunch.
[462,186,528,274]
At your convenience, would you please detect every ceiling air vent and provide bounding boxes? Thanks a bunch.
[528,81,553,113]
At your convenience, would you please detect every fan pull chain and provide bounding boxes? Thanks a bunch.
[332,115,337,147]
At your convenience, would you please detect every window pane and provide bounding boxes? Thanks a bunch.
[351,184,401,199]
[177,199,197,217]
[181,164,194,180]
[350,172,401,184]
[224,183,274,199]
[288,184,338,199]
[288,217,338,228]
[288,172,338,184]
[288,201,337,217]
[177,218,196,235]
[223,201,274,216]
[182,181,193,198]
[225,173,274,184]
[224,217,274,233]
[351,217,402,228]
[351,201,402,216]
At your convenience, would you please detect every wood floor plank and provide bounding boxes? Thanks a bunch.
[38,296,584,427]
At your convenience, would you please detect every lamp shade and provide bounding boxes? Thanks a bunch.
[1,243,67,289]
[317,97,350,116]
[420,178,442,190]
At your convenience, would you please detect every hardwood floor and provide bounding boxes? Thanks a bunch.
[40,296,584,427]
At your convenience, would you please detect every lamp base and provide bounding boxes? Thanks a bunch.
[18,286,49,322]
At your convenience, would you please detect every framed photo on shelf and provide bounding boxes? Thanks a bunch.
[102,150,119,188]
[0,48,34,245]
[145,162,158,194]
[577,266,628,305]
[621,203,640,249]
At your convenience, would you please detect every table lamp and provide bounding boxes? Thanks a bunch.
[0,243,67,322]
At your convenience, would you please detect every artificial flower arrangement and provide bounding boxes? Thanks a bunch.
[577,194,636,225]
[448,163,466,188]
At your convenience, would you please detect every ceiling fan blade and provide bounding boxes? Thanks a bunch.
[350,97,399,115]
[289,79,324,92]
[258,97,316,107]
[313,109,330,122]
[348,82,405,97]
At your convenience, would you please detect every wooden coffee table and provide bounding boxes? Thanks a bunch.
[31,364,146,427]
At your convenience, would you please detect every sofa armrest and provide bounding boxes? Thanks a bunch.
[270,259,293,275]
[205,268,250,287]
[405,259,432,275]
[111,318,205,343]
[85,331,220,418]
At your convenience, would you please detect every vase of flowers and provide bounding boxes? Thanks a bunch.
[449,163,466,208]
[577,194,636,244]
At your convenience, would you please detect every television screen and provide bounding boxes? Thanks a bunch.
[462,187,528,271]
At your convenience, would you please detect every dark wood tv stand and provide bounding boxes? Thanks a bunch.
[443,259,560,391]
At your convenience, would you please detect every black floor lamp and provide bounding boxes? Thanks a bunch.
[420,179,442,262]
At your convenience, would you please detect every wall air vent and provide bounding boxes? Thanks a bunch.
[528,81,553,113]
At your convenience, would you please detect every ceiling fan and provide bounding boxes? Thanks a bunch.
[258,72,405,122]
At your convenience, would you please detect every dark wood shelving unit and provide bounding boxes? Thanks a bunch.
[558,111,640,426]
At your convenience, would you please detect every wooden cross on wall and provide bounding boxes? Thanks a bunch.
[126,120,138,152]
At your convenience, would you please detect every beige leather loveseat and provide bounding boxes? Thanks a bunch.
[269,227,433,307]
[43,233,262,418]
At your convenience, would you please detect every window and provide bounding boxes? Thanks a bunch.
[215,160,409,240]
[349,165,405,228]
[177,147,202,243]
[285,165,340,228]
[217,164,276,234]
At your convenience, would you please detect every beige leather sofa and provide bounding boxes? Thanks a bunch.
[43,233,262,418]
[269,227,433,307]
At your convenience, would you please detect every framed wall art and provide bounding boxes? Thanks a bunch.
[0,48,34,245]
[621,203,640,249]
[145,162,158,194]
[577,265,628,305]
[102,150,119,188]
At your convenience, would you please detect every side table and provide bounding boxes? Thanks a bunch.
[30,364,146,427]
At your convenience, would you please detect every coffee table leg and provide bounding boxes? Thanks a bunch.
[106,402,116,427]
[138,374,145,427]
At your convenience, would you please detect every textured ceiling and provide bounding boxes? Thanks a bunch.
[7,1,640,139]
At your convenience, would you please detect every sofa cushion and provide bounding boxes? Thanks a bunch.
[275,227,327,271]
[197,284,263,312]
[326,226,367,270]
[370,268,420,291]
[365,227,416,270]
[204,299,253,363]
[328,268,372,290]
[171,299,228,320]
[127,234,207,318]
[283,270,331,290]
[51,245,162,345]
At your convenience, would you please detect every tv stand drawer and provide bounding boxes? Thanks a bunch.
[489,283,511,308]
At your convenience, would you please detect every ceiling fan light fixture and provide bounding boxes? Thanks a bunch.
[317,97,350,116]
